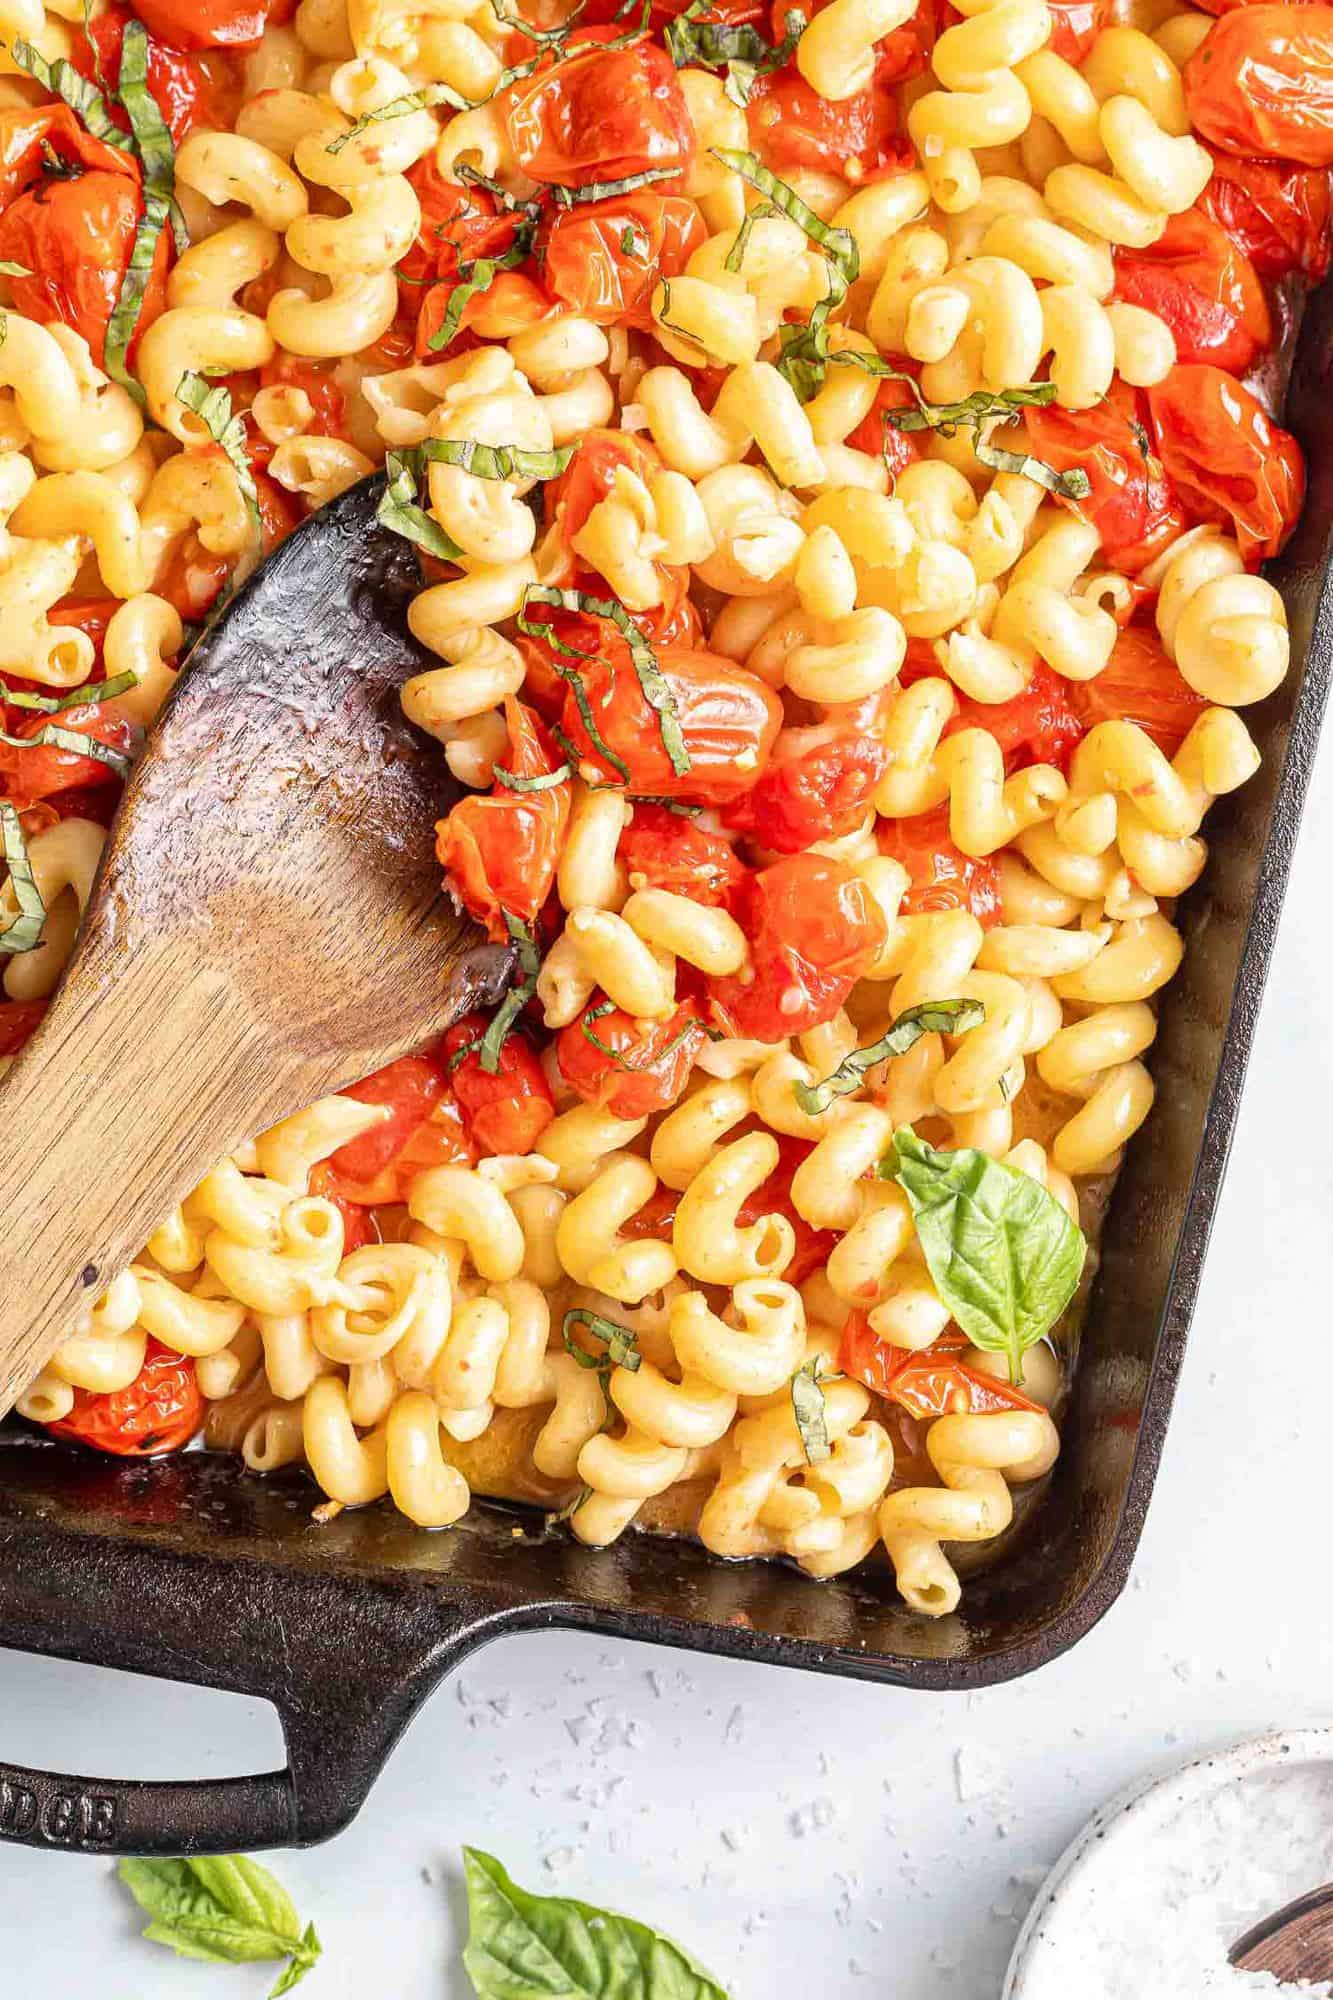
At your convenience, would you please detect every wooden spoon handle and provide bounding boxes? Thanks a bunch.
[0,938,272,1416]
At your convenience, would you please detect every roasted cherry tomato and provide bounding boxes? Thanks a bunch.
[724,713,889,853]
[1046,0,1108,61]
[738,1133,839,1285]
[1147,364,1305,565]
[318,1100,474,1206]
[407,166,549,349]
[129,0,280,51]
[1070,626,1208,758]
[437,699,572,940]
[47,597,121,665]
[745,61,908,177]
[0,167,169,370]
[710,852,887,1041]
[557,998,706,1117]
[846,377,927,480]
[442,1011,556,1155]
[1115,209,1272,373]
[839,1313,1042,1416]
[543,190,706,328]
[1026,388,1186,573]
[1201,148,1333,280]
[329,1049,452,1184]
[0,104,131,207]
[504,31,694,188]
[548,429,663,548]
[1186,5,1333,167]
[0,703,137,807]
[875,806,1002,925]
[46,1339,204,1457]
[307,1167,380,1252]
[0,998,46,1058]
[950,665,1085,776]
[257,352,349,441]
[155,462,300,617]
[558,639,783,807]
[619,803,747,908]
[73,3,221,142]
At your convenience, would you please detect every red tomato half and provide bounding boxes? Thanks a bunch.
[437,699,572,940]
[46,1339,203,1457]
[1147,364,1305,565]
[0,169,169,370]
[840,1314,1043,1416]
[1026,390,1186,573]
[1115,209,1272,373]
[876,806,1002,925]
[548,429,662,547]
[619,803,746,909]
[558,642,784,807]
[724,715,889,853]
[1201,149,1333,280]
[73,3,220,142]
[745,62,907,177]
[504,33,694,188]
[1070,626,1207,757]
[557,998,706,1117]
[0,104,131,207]
[1185,5,1333,167]
[442,1012,555,1155]
[710,853,887,1041]
[544,191,705,328]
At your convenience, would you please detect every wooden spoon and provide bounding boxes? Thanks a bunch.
[0,475,508,1416]
[1231,1880,1333,1978]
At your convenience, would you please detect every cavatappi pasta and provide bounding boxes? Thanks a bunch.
[1,0,1325,1616]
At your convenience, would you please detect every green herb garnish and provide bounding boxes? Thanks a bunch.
[427,215,539,352]
[519,584,690,778]
[791,1356,831,1463]
[410,437,575,482]
[175,370,262,543]
[794,999,984,1117]
[562,1306,643,1373]
[0,803,45,956]
[117,1855,321,1997]
[479,911,541,1073]
[376,448,467,561]
[0,722,134,778]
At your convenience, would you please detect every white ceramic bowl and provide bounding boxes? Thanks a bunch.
[1005,1728,1333,1997]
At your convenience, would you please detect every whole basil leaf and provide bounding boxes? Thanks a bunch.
[461,1846,729,1999]
[882,1127,1086,1381]
[117,1855,321,1996]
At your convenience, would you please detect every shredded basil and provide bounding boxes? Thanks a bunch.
[491,759,571,791]
[562,1307,643,1373]
[101,23,179,406]
[791,1357,831,1464]
[175,370,262,544]
[794,999,985,1117]
[550,167,679,208]
[545,1484,594,1529]
[0,721,134,778]
[519,584,690,778]
[117,22,172,194]
[102,192,167,406]
[0,803,46,956]
[620,222,649,257]
[712,147,858,284]
[666,5,805,106]
[8,672,138,713]
[325,82,475,156]
[579,1005,698,1071]
[10,38,130,151]
[376,449,467,562]
[724,198,777,274]
[410,437,575,482]
[973,423,1092,501]
[427,217,538,352]
[0,260,32,277]
[478,911,541,1074]
[653,276,700,348]
[457,162,538,214]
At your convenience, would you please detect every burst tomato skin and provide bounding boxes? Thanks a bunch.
[407,170,549,350]
[437,699,572,941]
[548,430,662,548]
[442,1012,556,1155]
[738,1133,839,1285]
[1201,149,1333,280]
[724,720,889,854]
[875,806,1002,926]
[329,1051,452,1183]
[1046,0,1108,60]
[846,378,927,479]
[0,104,130,206]
[46,1339,204,1457]
[899,652,1084,778]
[73,3,220,141]
[558,644,784,807]
[557,999,706,1117]
[0,704,137,806]
[504,32,695,188]
[1147,363,1305,565]
[839,1313,1042,1416]
[543,192,705,328]
[1070,626,1208,757]
[710,853,887,1041]
[129,0,276,51]
[0,169,169,370]
[1185,5,1333,167]
[1026,390,1187,573]
[619,804,747,909]
[1114,209,1272,373]
[745,63,906,177]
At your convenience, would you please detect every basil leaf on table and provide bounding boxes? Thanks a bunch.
[117,1855,321,1996]
[462,1846,729,1999]
[881,1127,1086,1382]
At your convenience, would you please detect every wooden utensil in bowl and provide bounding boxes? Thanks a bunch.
[0,476,505,1416]
[1232,1881,1333,1979]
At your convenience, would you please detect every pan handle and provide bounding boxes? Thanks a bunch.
[0,1509,528,1855]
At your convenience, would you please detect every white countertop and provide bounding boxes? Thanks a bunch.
[5,765,1332,2000]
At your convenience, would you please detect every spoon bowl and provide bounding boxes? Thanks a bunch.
[0,475,506,1413]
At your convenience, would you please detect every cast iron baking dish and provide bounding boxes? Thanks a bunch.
[2,288,1331,1863]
